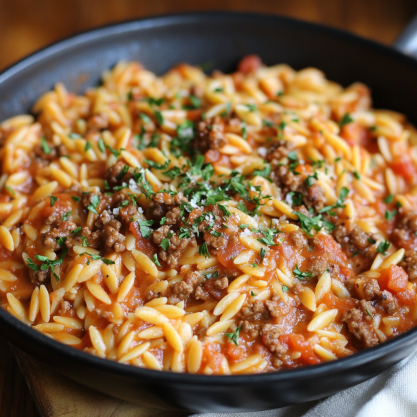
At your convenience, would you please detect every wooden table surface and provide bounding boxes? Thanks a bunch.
[1,0,417,415]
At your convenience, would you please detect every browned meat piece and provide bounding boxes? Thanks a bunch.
[379,290,398,314]
[333,224,378,271]
[290,230,309,250]
[239,299,269,321]
[342,302,379,348]
[303,182,325,211]
[400,250,417,281]
[272,165,326,211]
[42,220,78,250]
[165,207,181,225]
[91,210,125,253]
[194,118,226,153]
[119,204,139,225]
[87,112,109,131]
[213,277,228,290]
[265,140,292,164]
[152,225,197,268]
[261,324,287,360]
[169,272,202,303]
[149,192,188,222]
[29,268,49,286]
[239,320,262,338]
[362,278,381,301]
[106,161,133,187]
[194,285,210,301]
[293,204,310,217]
[33,143,67,162]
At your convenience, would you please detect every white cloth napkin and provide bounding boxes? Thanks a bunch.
[193,351,417,417]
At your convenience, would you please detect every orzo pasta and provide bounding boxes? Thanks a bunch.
[1,55,417,374]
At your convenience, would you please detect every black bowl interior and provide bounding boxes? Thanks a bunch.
[1,12,417,413]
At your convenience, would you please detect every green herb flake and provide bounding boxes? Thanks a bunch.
[62,211,71,221]
[339,113,354,127]
[71,196,81,202]
[153,254,161,267]
[282,285,289,292]
[385,209,397,221]
[50,196,58,207]
[41,137,51,155]
[98,138,106,153]
[376,240,391,255]
[384,194,394,204]
[198,242,210,259]
[137,219,154,239]
[87,195,100,214]
[293,265,313,280]
[225,326,242,346]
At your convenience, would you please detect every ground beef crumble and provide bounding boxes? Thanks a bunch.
[342,300,379,348]
[194,118,227,152]
[400,250,417,281]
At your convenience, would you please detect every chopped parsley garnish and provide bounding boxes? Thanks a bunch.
[189,95,202,109]
[163,166,181,179]
[282,285,289,292]
[160,217,167,225]
[353,170,361,180]
[217,204,231,217]
[105,144,121,158]
[241,121,247,139]
[225,326,242,346]
[384,194,394,204]
[198,242,210,258]
[246,104,257,112]
[137,220,154,239]
[204,271,219,280]
[50,196,58,207]
[116,165,130,181]
[80,252,115,265]
[251,291,256,296]
[41,137,51,155]
[376,240,390,255]
[260,247,267,262]
[71,196,81,202]
[367,237,377,244]
[294,211,335,236]
[210,231,222,237]
[71,227,82,235]
[385,209,397,221]
[98,138,105,153]
[80,236,90,247]
[62,211,71,221]
[365,308,373,317]
[160,238,170,251]
[286,191,303,206]
[87,195,100,214]
[257,228,279,246]
[293,265,313,280]
[352,250,360,257]
[319,186,349,214]
[145,159,170,171]
[214,87,224,93]
[84,141,92,153]
[153,254,161,266]
[339,113,353,127]
[305,171,318,188]
[262,119,274,127]
[68,133,81,139]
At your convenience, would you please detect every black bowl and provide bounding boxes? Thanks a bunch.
[1,12,417,413]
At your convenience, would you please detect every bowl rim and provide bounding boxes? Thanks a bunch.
[1,10,417,386]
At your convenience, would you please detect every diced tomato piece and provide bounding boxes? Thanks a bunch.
[129,221,157,257]
[391,155,417,182]
[280,334,320,365]
[396,289,416,305]
[321,292,356,318]
[237,55,262,74]
[205,149,220,164]
[225,343,245,361]
[202,343,224,374]
[380,265,408,292]
[217,240,247,269]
